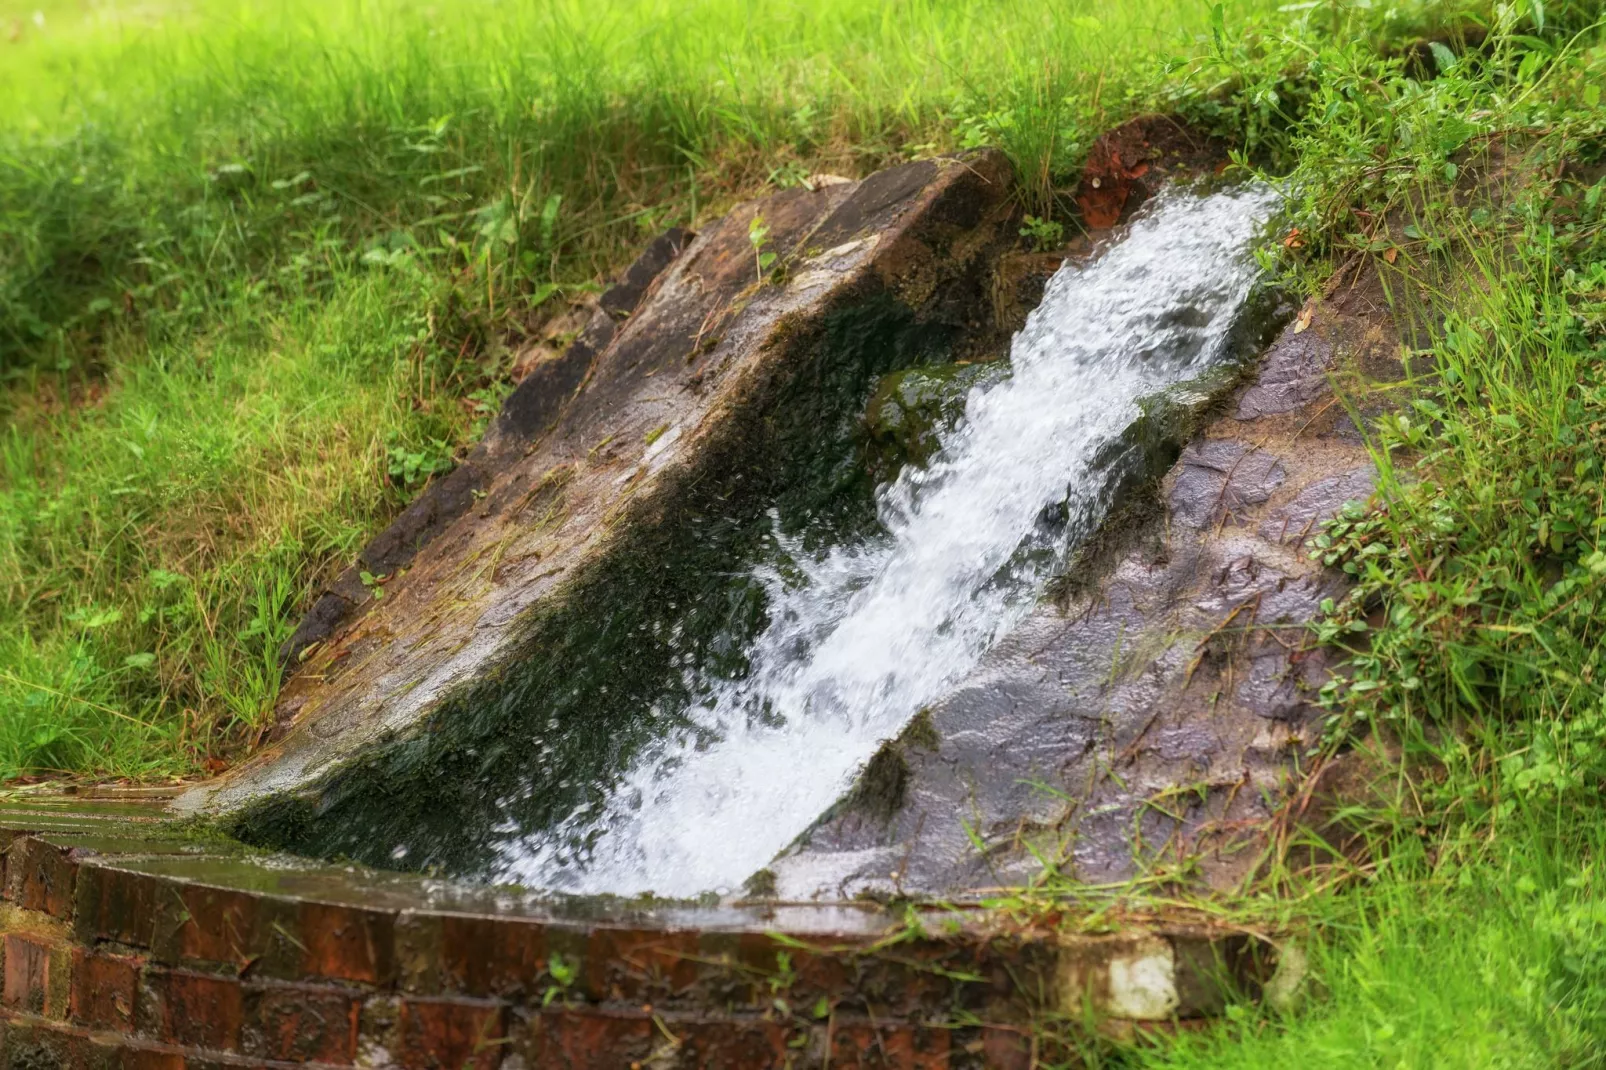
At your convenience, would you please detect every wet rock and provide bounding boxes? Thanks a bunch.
[1258,465,1377,547]
[1075,115,1231,229]
[1168,441,1287,529]
[769,265,1404,901]
[863,360,1009,478]
[1234,330,1334,419]
[189,152,1024,874]
[276,231,691,673]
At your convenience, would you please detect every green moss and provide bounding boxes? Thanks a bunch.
[742,868,778,899]
[899,708,941,751]
[847,740,912,821]
[862,360,1010,483]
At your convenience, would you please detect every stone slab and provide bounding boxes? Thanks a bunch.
[770,263,1398,900]
[178,151,1019,824]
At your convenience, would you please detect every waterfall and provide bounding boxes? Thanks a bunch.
[499,184,1279,897]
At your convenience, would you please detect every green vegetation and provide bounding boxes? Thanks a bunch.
[6,0,1606,1064]
[3,0,1309,778]
[1134,7,1606,1066]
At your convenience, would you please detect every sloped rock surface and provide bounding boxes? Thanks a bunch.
[180,153,1024,878]
[769,268,1398,900]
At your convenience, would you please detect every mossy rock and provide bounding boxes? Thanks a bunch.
[863,360,1010,481]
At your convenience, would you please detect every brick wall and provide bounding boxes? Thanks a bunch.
[0,797,1276,1068]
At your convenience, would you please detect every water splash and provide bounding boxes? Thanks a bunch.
[499,184,1279,896]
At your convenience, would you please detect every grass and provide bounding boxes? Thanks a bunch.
[1118,8,1606,1065]
[1132,821,1606,1068]
[1,0,1339,779]
[5,0,1606,1064]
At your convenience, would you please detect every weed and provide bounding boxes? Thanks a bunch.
[748,214,777,284]
[1019,215,1066,251]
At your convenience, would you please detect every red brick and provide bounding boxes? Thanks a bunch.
[438,915,547,997]
[169,884,258,966]
[584,926,699,1003]
[3,1015,186,1070]
[141,968,244,1052]
[3,933,55,1014]
[298,900,395,985]
[6,837,77,918]
[722,929,801,976]
[0,1015,86,1065]
[73,864,161,949]
[788,943,860,1007]
[70,947,141,1032]
[396,996,506,1070]
[105,1046,187,1070]
[530,1007,796,1070]
[687,931,768,1006]
[981,1025,1033,1070]
[675,1016,792,1067]
[529,1006,656,1070]
[829,1019,951,1069]
[243,982,361,1064]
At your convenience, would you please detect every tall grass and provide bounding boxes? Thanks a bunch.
[0,0,1296,375]
[3,0,1352,778]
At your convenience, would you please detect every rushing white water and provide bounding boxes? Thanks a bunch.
[499,184,1279,897]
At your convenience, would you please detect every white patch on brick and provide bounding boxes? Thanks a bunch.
[1263,941,1307,1011]
[1106,939,1179,1020]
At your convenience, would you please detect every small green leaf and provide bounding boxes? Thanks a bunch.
[1438,116,1476,156]
[539,193,562,249]
[123,652,156,669]
[748,215,771,250]
[72,607,124,629]
[148,569,185,590]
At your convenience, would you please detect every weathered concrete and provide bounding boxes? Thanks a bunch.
[768,264,1397,901]
[0,795,1282,1069]
[182,152,1019,825]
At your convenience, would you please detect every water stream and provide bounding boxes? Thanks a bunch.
[498,184,1279,897]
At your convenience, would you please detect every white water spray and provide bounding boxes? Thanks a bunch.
[500,185,1278,896]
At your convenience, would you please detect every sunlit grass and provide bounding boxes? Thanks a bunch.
[2,0,1318,777]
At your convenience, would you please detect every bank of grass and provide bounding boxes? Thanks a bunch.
[2,0,1487,778]
[3,0,1326,778]
[1118,9,1606,1066]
